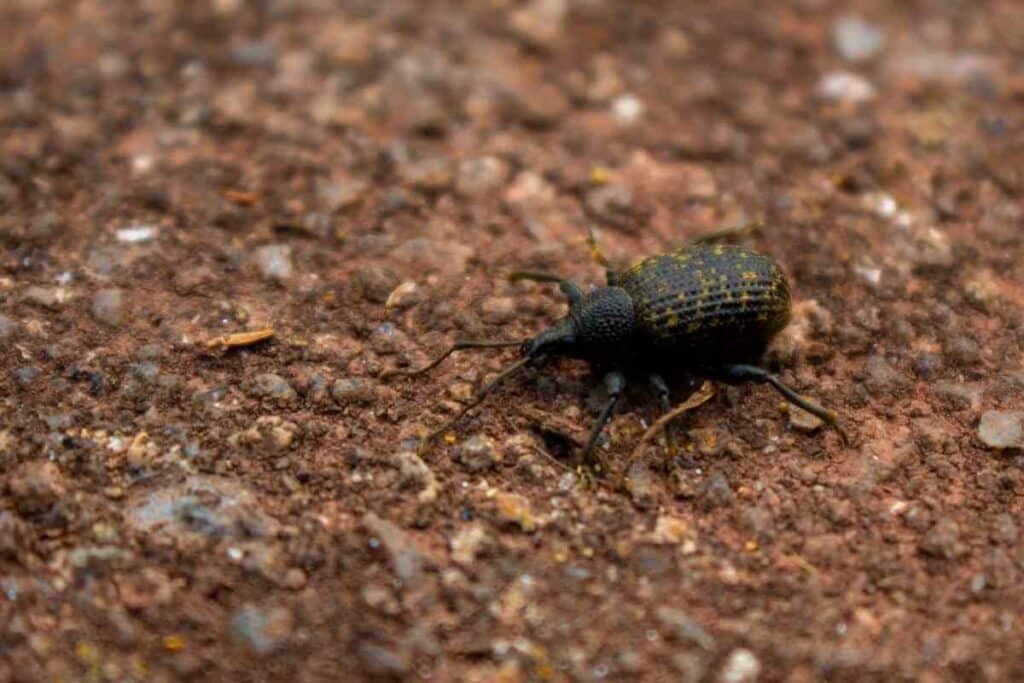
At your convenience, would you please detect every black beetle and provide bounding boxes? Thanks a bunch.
[402,241,841,473]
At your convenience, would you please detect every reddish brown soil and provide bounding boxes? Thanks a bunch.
[2,1,1024,681]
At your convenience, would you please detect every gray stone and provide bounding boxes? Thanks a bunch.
[455,157,509,197]
[0,314,15,338]
[655,606,715,650]
[353,266,399,305]
[584,184,634,228]
[358,641,411,678]
[363,512,425,585]
[253,244,294,281]
[14,366,39,386]
[391,239,474,277]
[317,177,368,212]
[699,471,733,510]
[831,15,885,64]
[480,297,516,324]
[398,156,453,193]
[330,378,375,405]
[454,434,501,472]
[23,286,63,310]
[126,475,279,542]
[978,411,1024,450]
[250,373,296,402]
[230,604,294,655]
[920,518,960,559]
[91,288,124,326]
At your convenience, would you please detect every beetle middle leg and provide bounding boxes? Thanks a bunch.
[579,371,627,478]
[647,374,679,460]
[708,363,846,442]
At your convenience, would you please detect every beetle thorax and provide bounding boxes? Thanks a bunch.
[568,286,637,355]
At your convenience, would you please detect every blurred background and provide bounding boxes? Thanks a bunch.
[1,1,1023,680]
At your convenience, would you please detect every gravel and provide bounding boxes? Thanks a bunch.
[249,373,297,402]
[253,244,294,281]
[230,604,294,656]
[91,288,125,326]
[831,15,885,64]
[454,434,501,472]
[978,411,1024,450]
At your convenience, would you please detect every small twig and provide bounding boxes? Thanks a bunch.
[620,381,715,480]
[206,328,275,350]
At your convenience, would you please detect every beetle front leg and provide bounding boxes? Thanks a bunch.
[579,371,627,479]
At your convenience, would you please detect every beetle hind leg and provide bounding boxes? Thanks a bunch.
[710,363,846,443]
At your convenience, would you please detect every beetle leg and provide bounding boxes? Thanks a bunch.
[508,272,583,305]
[709,364,846,443]
[579,371,627,477]
[388,339,523,377]
[647,373,679,460]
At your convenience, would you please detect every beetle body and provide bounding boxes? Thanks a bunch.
[554,244,791,371]
[414,241,840,471]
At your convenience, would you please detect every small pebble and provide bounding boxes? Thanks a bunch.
[116,224,158,244]
[818,71,876,104]
[385,281,422,311]
[358,642,411,678]
[455,157,509,197]
[494,492,536,532]
[398,156,453,193]
[249,373,296,402]
[14,366,38,386]
[699,471,733,510]
[253,244,294,281]
[508,0,567,49]
[512,82,570,128]
[480,297,516,324]
[91,288,124,326]
[789,405,824,433]
[317,177,368,212]
[920,518,960,559]
[391,239,475,277]
[362,512,425,585]
[354,266,399,305]
[978,410,1024,450]
[611,94,643,124]
[0,314,16,338]
[454,434,501,472]
[655,606,715,650]
[230,604,294,656]
[720,649,761,683]
[831,15,884,64]
[331,378,376,406]
[584,184,635,228]
[23,286,65,310]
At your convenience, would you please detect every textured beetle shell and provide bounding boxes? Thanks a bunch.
[615,244,791,362]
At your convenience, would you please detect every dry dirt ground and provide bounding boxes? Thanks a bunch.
[2,0,1024,681]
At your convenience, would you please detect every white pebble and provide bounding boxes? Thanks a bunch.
[818,71,876,104]
[116,224,158,243]
[720,648,761,683]
[611,94,643,124]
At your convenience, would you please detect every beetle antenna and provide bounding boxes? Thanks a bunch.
[386,339,523,378]
[586,228,613,269]
[418,356,532,453]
